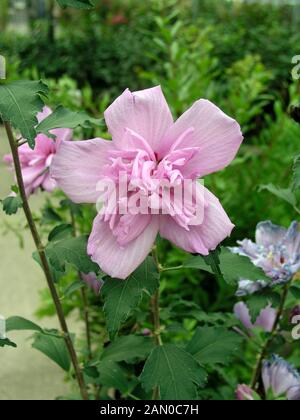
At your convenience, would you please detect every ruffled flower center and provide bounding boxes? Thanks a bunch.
[98,132,203,246]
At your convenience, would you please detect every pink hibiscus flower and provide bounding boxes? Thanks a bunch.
[4,107,72,197]
[51,86,243,279]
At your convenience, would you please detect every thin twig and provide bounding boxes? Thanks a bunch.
[151,246,163,400]
[250,281,291,391]
[4,122,89,400]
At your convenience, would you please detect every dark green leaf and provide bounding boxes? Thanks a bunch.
[62,280,85,298]
[60,199,82,217]
[1,196,23,215]
[0,80,48,148]
[36,105,103,138]
[32,251,63,283]
[184,247,268,284]
[140,344,207,400]
[48,224,73,242]
[97,361,131,393]
[0,338,17,348]
[101,335,154,363]
[56,0,94,9]
[290,285,300,300]
[102,257,160,339]
[202,248,224,281]
[45,235,98,274]
[6,316,43,333]
[32,332,71,371]
[186,326,242,366]
[259,184,297,207]
[41,206,62,224]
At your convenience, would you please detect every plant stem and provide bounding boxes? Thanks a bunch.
[4,122,89,401]
[151,246,163,347]
[69,209,92,361]
[151,246,163,400]
[250,281,291,390]
[161,265,183,272]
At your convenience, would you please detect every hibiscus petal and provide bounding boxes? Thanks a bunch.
[37,106,52,123]
[87,214,159,279]
[159,187,234,254]
[255,221,287,247]
[104,86,173,153]
[287,385,300,400]
[283,221,300,255]
[52,128,73,146]
[42,173,57,192]
[51,138,112,203]
[255,305,276,333]
[234,302,253,330]
[161,99,243,176]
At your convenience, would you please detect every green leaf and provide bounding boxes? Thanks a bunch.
[97,361,131,393]
[6,316,43,333]
[246,292,280,323]
[32,251,63,283]
[140,344,207,400]
[56,0,94,9]
[290,285,300,300]
[101,335,154,363]
[0,338,17,348]
[48,224,73,242]
[0,80,48,148]
[62,280,85,298]
[32,332,71,371]
[102,257,160,339]
[259,184,297,207]
[1,196,23,215]
[184,247,268,284]
[202,248,224,281]
[41,206,62,224]
[292,154,300,191]
[186,326,242,366]
[45,235,98,274]
[36,105,103,138]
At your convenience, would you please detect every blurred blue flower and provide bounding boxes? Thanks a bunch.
[231,221,300,295]
[235,279,268,297]
[262,355,300,400]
